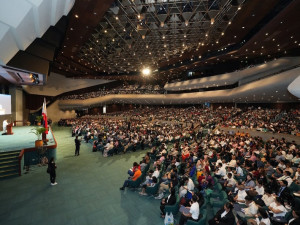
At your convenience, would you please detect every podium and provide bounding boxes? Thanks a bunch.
[6,123,13,135]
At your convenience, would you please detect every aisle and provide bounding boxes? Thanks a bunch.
[0,126,163,225]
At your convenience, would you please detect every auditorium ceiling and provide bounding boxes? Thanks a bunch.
[52,0,300,82]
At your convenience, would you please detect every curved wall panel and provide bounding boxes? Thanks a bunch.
[58,67,300,109]
[164,57,300,91]
[288,75,300,99]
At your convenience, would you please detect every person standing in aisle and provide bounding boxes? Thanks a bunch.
[48,157,57,185]
[75,135,81,156]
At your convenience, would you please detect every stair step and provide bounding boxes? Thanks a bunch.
[0,164,18,170]
[0,160,19,166]
[0,151,20,157]
[0,168,18,174]
[0,156,19,161]
[0,172,19,179]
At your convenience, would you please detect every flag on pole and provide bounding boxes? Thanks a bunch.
[42,98,48,134]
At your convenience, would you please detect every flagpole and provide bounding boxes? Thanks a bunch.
[42,98,48,143]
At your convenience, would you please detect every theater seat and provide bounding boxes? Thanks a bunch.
[186,209,207,225]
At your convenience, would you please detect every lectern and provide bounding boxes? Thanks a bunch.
[6,123,13,135]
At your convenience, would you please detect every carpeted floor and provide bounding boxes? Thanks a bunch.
[0,125,164,225]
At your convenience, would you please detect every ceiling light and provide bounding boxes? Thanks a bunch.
[142,68,151,76]
[228,21,231,25]
[238,6,241,10]
[75,14,79,18]
[221,32,224,36]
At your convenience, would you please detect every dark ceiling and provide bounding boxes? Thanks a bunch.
[51,0,300,82]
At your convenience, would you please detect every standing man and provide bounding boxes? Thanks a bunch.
[75,136,81,156]
[48,157,57,185]
[2,119,8,133]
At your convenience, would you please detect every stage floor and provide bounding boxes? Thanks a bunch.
[0,126,55,153]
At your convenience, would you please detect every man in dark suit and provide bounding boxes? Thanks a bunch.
[160,188,177,218]
[288,209,300,225]
[277,180,293,205]
[208,202,235,225]
[75,136,81,156]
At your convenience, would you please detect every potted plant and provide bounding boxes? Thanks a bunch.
[30,127,46,147]
[35,116,43,126]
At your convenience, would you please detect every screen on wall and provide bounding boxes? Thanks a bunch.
[0,94,11,115]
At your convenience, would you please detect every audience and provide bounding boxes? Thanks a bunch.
[58,105,300,224]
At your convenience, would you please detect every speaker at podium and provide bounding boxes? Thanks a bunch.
[6,123,13,135]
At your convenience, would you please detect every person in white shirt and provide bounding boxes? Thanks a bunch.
[268,197,287,218]
[224,173,237,191]
[254,207,270,225]
[277,171,293,187]
[253,179,265,196]
[228,155,237,168]
[179,195,200,225]
[286,151,294,161]
[215,163,226,178]
[293,167,300,184]
[233,185,247,204]
[262,189,275,206]
[235,164,244,177]
[179,177,195,198]
[243,196,258,217]
[152,165,161,179]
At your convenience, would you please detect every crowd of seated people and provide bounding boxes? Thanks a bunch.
[97,106,299,135]
[58,105,300,224]
[62,115,195,157]
[220,107,300,135]
[59,84,164,100]
[103,112,299,225]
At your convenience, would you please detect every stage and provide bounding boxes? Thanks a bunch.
[0,126,56,153]
[0,126,57,175]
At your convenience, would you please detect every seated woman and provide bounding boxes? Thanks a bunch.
[160,187,176,218]
[243,174,256,190]
[208,202,235,225]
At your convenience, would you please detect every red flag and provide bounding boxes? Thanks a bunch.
[42,98,48,134]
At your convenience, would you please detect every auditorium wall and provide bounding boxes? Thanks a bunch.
[47,100,76,122]
[9,86,24,125]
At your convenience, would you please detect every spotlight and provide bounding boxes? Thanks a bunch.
[142,68,151,76]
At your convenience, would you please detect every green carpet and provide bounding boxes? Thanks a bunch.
[0,126,164,225]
